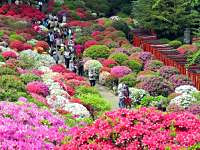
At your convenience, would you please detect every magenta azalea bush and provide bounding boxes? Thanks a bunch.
[139,52,153,63]
[169,75,194,88]
[57,108,200,150]
[110,66,131,78]
[26,81,49,97]
[0,101,67,150]
[1,51,17,59]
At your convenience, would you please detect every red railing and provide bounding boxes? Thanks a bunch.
[133,31,200,90]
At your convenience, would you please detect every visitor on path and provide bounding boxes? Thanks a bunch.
[38,1,43,11]
[52,49,59,64]
[69,60,76,73]
[64,49,71,68]
[78,58,84,76]
[118,82,129,108]
[88,68,97,87]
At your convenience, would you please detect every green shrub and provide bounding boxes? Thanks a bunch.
[159,38,170,44]
[76,93,111,118]
[120,73,138,87]
[0,75,25,92]
[0,55,5,62]
[20,74,41,84]
[0,67,17,75]
[0,31,4,38]
[84,45,110,59]
[168,40,182,48]
[17,55,36,69]
[75,86,100,96]
[112,20,130,35]
[140,95,168,108]
[9,34,25,42]
[192,92,200,103]
[122,60,142,73]
[75,36,93,44]
[109,52,128,65]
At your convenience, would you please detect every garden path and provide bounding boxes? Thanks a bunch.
[95,84,119,110]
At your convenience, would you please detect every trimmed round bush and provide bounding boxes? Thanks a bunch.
[109,52,128,65]
[84,60,102,71]
[168,40,182,48]
[144,60,164,72]
[120,73,137,87]
[1,51,17,59]
[159,66,179,79]
[111,66,132,78]
[9,34,25,42]
[122,60,142,73]
[26,81,49,97]
[102,59,118,68]
[84,45,110,59]
[169,75,194,88]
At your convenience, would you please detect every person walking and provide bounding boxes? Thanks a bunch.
[88,68,97,87]
[69,59,76,73]
[63,49,71,68]
[118,82,129,108]
[52,48,59,64]
[78,58,84,76]
[38,1,43,11]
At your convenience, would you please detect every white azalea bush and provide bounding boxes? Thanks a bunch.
[175,85,198,95]
[129,88,150,104]
[99,71,111,85]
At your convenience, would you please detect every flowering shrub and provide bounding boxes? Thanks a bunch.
[111,48,129,55]
[187,104,200,116]
[159,66,179,79]
[20,73,41,84]
[120,73,138,87]
[9,40,24,51]
[99,71,111,85]
[129,88,150,104]
[122,60,142,73]
[139,52,153,63]
[177,44,198,54]
[21,43,33,50]
[84,60,102,71]
[84,40,98,49]
[58,108,200,149]
[36,41,49,50]
[169,75,194,88]
[26,81,49,97]
[144,60,164,72]
[1,51,17,59]
[102,59,118,68]
[50,64,68,74]
[100,67,111,73]
[84,45,110,59]
[138,77,173,97]
[109,52,128,65]
[110,66,131,78]
[175,85,198,95]
[0,101,67,149]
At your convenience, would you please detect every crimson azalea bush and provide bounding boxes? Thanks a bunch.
[50,64,68,74]
[36,41,49,50]
[0,101,67,150]
[84,40,98,49]
[177,44,198,54]
[9,40,24,51]
[57,108,200,150]
[111,66,132,78]
[1,51,17,59]
[102,59,118,68]
[26,81,49,97]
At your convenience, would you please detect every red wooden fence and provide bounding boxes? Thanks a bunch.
[133,30,200,90]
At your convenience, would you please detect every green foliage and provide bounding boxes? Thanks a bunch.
[84,45,110,59]
[192,92,200,103]
[187,49,200,67]
[0,55,5,62]
[75,36,93,45]
[0,75,25,92]
[0,31,4,38]
[140,95,168,107]
[20,74,41,84]
[64,113,93,127]
[168,40,182,48]
[9,34,25,42]
[0,67,18,76]
[75,86,100,96]
[132,0,200,38]
[17,55,36,69]
[122,60,142,73]
[112,20,130,36]
[109,52,128,65]
[119,73,138,87]
[159,38,170,44]
[188,143,200,150]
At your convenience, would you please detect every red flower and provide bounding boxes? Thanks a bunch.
[2,51,17,59]
[9,40,24,51]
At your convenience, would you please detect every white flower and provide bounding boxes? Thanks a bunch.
[110,16,120,21]
[64,103,90,118]
[99,71,111,85]
[129,88,150,103]
[175,85,198,95]
[47,95,69,108]
[38,66,52,73]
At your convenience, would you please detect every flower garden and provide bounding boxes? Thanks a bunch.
[0,0,199,149]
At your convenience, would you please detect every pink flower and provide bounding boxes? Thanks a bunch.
[26,81,49,97]
[111,66,131,78]
[2,51,17,59]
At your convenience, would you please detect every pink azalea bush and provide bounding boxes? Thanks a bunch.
[26,81,49,97]
[169,75,194,88]
[0,101,67,150]
[102,59,118,68]
[57,108,200,150]
[1,51,17,59]
[159,66,180,79]
[111,66,131,78]
[50,64,69,74]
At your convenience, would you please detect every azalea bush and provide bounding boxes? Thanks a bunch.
[84,60,102,71]
[119,73,138,87]
[58,108,200,149]
[26,81,49,97]
[102,59,118,68]
[109,52,128,65]
[159,66,179,79]
[122,60,142,73]
[177,44,198,55]
[144,60,164,72]
[169,75,194,88]
[9,40,24,51]
[99,71,111,85]
[84,45,110,59]
[110,66,131,79]
[139,51,153,63]
[0,101,67,149]
[1,51,17,59]
[20,73,42,84]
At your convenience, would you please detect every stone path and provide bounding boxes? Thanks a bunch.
[95,84,119,110]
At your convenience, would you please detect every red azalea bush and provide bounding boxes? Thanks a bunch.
[21,43,33,50]
[57,108,200,150]
[92,31,101,38]
[9,40,24,51]
[102,59,118,68]
[84,40,98,49]
[36,41,49,50]
[50,64,68,74]
[64,85,75,96]
[1,51,17,59]
[26,81,49,97]
[111,66,132,78]
[65,79,89,89]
